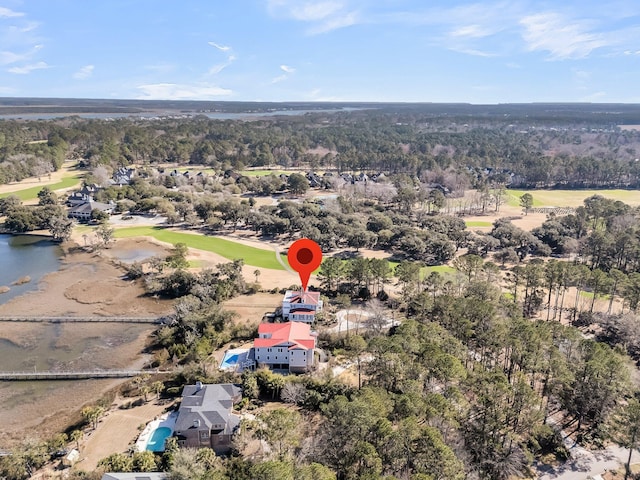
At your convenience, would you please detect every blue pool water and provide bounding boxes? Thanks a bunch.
[220,353,240,369]
[146,427,172,452]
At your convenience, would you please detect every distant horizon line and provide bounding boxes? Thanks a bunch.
[1,97,640,107]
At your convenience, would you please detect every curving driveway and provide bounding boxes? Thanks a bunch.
[537,418,640,479]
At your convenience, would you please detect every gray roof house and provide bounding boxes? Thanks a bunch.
[173,382,242,454]
[68,199,115,220]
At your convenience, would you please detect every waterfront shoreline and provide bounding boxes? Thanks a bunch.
[0,237,174,446]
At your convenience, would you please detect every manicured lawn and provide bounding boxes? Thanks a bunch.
[113,227,287,270]
[506,188,640,208]
[465,220,493,227]
[424,265,456,274]
[0,175,82,201]
[579,290,610,300]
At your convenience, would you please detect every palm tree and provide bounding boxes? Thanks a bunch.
[70,429,83,451]
[254,269,261,283]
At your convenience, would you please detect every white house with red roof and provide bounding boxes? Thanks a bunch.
[254,322,316,373]
[282,290,323,323]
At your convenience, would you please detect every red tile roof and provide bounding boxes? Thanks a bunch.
[255,322,316,350]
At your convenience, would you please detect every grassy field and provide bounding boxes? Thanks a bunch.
[465,220,493,227]
[113,227,287,270]
[506,189,640,208]
[0,175,81,201]
[239,169,293,177]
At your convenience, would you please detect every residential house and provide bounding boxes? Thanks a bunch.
[173,382,242,454]
[68,199,115,221]
[254,321,316,373]
[282,290,322,323]
[111,167,135,186]
[66,184,99,206]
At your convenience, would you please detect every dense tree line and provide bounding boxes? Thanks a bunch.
[4,107,640,188]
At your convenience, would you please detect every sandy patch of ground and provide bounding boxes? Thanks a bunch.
[78,398,172,472]
[223,292,282,326]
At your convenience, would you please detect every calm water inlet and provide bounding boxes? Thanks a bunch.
[0,234,63,304]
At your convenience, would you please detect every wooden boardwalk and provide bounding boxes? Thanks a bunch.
[0,316,165,324]
[0,370,169,381]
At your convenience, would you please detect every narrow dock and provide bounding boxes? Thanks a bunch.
[0,316,164,324]
[0,370,168,381]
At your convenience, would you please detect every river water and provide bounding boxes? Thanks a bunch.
[0,236,156,443]
[0,107,362,121]
[0,234,62,304]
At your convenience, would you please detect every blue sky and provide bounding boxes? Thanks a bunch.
[1,0,640,103]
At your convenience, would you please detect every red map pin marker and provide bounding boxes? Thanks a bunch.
[287,238,322,292]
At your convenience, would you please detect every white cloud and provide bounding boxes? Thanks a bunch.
[136,83,233,100]
[208,41,231,51]
[0,7,24,18]
[0,50,24,65]
[520,13,610,59]
[307,10,359,34]
[8,61,49,74]
[0,44,42,65]
[271,64,296,83]
[73,64,94,79]
[267,0,360,34]
[448,47,497,57]
[207,54,236,75]
[450,24,494,39]
[289,1,342,21]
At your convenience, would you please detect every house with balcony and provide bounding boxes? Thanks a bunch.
[254,322,316,373]
[173,382,242,454]
[282,290,322,323]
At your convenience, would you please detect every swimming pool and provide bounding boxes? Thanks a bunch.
[146,426,172,452]
[220,348,251,371]
[220,353,239,369]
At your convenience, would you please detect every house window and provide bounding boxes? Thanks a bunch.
[200,431,209,440]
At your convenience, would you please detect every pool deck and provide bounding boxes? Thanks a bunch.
[135,410,178,452]
[219,348,254,372]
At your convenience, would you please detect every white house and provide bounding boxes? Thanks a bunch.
[282,290,322,323]
[254,322,316,373]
